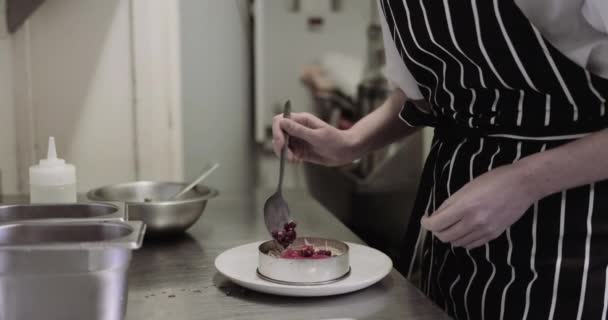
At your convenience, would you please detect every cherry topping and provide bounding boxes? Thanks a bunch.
[278,245,333,259]
[272,220,297,248]
[299,245,315,257]
[315,249,332,257]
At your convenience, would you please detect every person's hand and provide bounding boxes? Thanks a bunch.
[421,162,539,249]
[272,112,359,166]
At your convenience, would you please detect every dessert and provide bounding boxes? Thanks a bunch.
[267,237,337,260]
[270,222,335,259]
[257,237,350,284]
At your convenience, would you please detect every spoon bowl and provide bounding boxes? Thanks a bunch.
[263,192,290,238]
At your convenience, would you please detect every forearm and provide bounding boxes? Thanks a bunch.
[515,129,608,199]
[347,89,418,156]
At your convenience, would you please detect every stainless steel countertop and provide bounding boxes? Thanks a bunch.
[1,190,448,319]
[124,189,449,320]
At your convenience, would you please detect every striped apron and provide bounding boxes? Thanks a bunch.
[379,0,608,319]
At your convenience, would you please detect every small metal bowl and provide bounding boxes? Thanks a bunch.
[258,237,350,286]
[87,181,218,236]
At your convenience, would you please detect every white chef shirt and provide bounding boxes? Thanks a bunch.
[379,0,608,100]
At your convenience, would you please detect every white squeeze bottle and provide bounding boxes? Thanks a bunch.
[29,137,77,203]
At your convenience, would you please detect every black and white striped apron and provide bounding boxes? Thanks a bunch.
[379,0,608,319]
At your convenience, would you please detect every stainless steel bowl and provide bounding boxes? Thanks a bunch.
[0,202,125,223]
[87,181,218,235]
[0,220,145,320]
[258,237,350,285]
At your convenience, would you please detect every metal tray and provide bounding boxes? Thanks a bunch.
[0,220,145,320]
[0,202,126,223]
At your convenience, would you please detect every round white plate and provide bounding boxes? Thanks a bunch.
[214,241,393,297]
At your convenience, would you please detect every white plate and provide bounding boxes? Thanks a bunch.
[214,241,393,297]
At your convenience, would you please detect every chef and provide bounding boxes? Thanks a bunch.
[272,0,608,319]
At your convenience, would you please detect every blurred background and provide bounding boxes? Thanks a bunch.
[0,0,432,260]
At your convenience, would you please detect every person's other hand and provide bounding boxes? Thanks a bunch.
[272,112,358,166]
[421,163,538,249]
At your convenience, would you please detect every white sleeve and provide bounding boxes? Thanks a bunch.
[377,1,424,100]
[582,0,608,34]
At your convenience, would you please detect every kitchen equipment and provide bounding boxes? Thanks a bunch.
[354,5,390,178]
[87,181,218,235]
[0,202,125,223]
[253,1,373,143]
[0,220,145,320]
[258,237,350,285]
[263,101,292,240]
[169,163,219,201]
[215,240,392,297]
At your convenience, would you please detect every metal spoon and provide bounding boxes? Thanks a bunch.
[143,163,219,202]
[263,101,292,243]
[171,163,220,200]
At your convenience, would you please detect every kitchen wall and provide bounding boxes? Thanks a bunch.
[0,37,18,195]
[0,0,431,196]
[22,0,137,193]
[0,0,182,195]
[0,0,253,195]
[179,0,254,191]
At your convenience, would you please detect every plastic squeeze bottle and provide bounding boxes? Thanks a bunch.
[29,137,77,203]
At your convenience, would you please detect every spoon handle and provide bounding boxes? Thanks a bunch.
[172,163,219,200]
[278,101,291,193]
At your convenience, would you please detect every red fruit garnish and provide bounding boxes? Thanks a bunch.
[278,245,332,259]
[315,249,332,256]
[273,221,299,248]
[299,245,314,257]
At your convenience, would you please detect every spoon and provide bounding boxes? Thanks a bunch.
[263,101,292,246]
[143,163,219,202]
